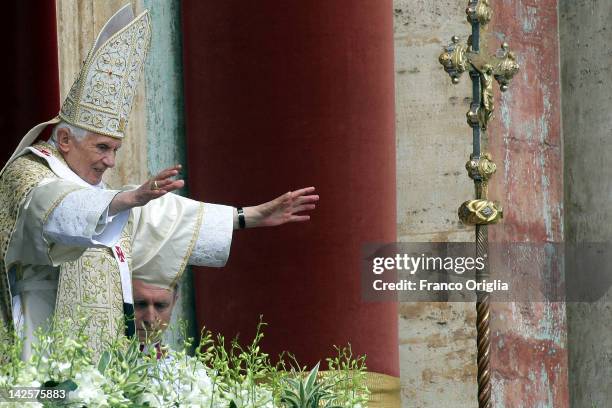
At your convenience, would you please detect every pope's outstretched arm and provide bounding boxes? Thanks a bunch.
[233,186,319,229]
[109,165,319,229]
[13,156,317,274]
[130,176,318,289]
[35,165,187,259]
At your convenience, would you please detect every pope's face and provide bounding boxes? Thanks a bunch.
[133,279,177,343]
[60,131,122,185]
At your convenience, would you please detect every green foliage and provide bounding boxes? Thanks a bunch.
[0,315,370,407]
[277,345,370,408]
[280,362,341,408]
[196,317,277,407]
[325,345,370,407]
[95,336,152,406]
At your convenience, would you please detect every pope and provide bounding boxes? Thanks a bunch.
[0,4,317,359]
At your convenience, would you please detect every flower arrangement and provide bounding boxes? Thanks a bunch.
[0,317,369,407]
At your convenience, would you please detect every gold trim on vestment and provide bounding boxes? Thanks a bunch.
[171,202,205,289]
[42,187,84,227]
[0,141,133,359]
[36,142,86,247]
[54,220,133,359]
[0,154,56,332]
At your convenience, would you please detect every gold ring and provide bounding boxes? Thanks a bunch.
[152,180,159,190]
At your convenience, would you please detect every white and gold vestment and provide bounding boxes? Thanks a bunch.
[1,141,233,358]
[0,4,233,359]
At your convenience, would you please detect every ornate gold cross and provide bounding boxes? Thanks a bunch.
[438,1,519,407]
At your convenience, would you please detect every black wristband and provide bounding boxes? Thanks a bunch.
[237,207,246,229]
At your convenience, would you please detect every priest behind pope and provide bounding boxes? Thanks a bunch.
[132,278,179,359]
[0,5,318,360]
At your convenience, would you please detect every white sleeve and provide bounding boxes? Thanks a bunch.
[132,195,234,289]
[43,187,129,247]
[188,203,234,267]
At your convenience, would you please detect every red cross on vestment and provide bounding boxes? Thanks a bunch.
[115,246,126,262]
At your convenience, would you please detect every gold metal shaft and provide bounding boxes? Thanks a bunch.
[476,225,491,408]
[438,2,519,407]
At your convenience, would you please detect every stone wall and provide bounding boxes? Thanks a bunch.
[394,1,477,406]
[560,0,612,406]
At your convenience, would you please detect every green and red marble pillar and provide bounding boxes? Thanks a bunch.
[488,2,568,407]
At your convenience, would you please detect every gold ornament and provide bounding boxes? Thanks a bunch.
[439,37,469,84]
[458,199,503,225]
[466,0,493,26]
[466,153,497,181]
[439,36,519,131]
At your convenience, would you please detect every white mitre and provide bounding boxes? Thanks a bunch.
[1,4,151,175]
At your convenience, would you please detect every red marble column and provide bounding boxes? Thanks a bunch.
[487,1,568,406]
[182,1,398,377]
[0,2,59,164]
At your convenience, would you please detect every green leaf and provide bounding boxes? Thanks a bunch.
[229,401,238,408]
[305,362,320,392]
[59,379,78,392]
[42,379,78,395]
[299,378,305,405]
[98,350,111,373]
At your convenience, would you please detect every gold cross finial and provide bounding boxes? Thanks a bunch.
[439,3,519,130]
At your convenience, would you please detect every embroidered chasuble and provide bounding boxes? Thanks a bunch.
[0,4,222,361]
[0,142,233,359]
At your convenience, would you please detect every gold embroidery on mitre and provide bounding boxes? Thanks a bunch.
[59,7,151,139]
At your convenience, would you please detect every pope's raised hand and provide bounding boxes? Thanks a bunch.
[132,165,185,206]
[109,165,184,215]
[242,187,319,228]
